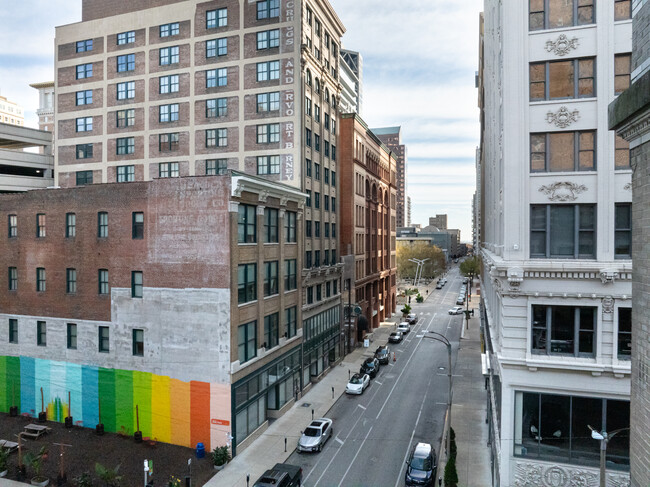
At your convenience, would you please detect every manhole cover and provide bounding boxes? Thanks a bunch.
[301,403,311,407]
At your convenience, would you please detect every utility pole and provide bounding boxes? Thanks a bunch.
[588,426,629,487]
[424,331,453,457]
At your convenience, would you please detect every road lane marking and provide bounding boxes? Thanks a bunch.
[357,404,366,410]
[374,381,383,386]
[336,426,374,487]
[335,437,344,445]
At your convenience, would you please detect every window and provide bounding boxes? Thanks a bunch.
[315,134,320,152]
[257,155,280,175]
[257,29,279,49]
[532,305,595,357]
[307,285,313,304]
[117,31,135,45]
[8,215,17,238]
[615,135,630,169]
[117,165,135,182]
[66,213,76,238]
[285,211,296,242]
[305,159,312,177]
[97,212,108,238]
[77,170,93,186]
[265,208,278,243]
[76,90,92,106]
[305,128,312,147]
[206,128,228,147]
[530,131,595,172]
[305,251,312,269]
[617,308,631,359]
[257,0,279,20]
[529,0,594,31]
[159,132,180,152]
[315,221,320,237]
[159,161,180,178]
[65,268,77,294]
[315,251,321,268]
[316,282,322,300]
[615,54,631,95]
[117,54,135,72]
[324,141,330,157]
[615,0,631,21]
[67,323,77,349]
[332,223,336,237]
[324,195,329,211]
[257,92,280,112]
[238,204,257,243]
[315,104,320,122]
[206,98,227,118]
[36,214,46,238]
[615,203,631,259]
[207,8,228,29]
[132,212,144,239]
[314,192,320,209]
[305,97,312,116]
[98,326,110,353]
[333,276,337,292]
[238,263,257,303]
[117,137,135,155]
[306,69,312,86]
[131,271,143,298]
[264,313,279,348]
[257,61,280,81]
[207,68,228,88]
[257,124,280,144]
[76,143,93,159]
[117,81,135,100]
[306,220,312,237]
[315,163,320,180]
[9,319,18,344]
[8,267,17,291]
[37,321,46,346]
[531,205,595,258]
[325,280,331,296]
[331,145,337,161]
[264,261,278,296]
[133,329,144,356]
[331,197,336,212]
[324,168,329,184]
[238,321,257,363]
[325,222,330,238]
[315,19,321,37]
[530,58,595,101]
[76,39,93,52]
[76,63,93,79]
[159,46,179,65]
[324,113,330,131]
[159,104,179,123]
[206,159,228,175]
[160,22,179,37]
[98,269,109,294]
[306,190,311,207]
[159,74,179,94]
[285,306,297,338]
[117,109,135,127]
[76,117,93,132]
[285,259,297,290]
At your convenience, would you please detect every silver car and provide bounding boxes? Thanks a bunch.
[297,418,333,453]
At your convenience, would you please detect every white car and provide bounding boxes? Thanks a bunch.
[297,418,333,452]
[346,373,370,395]
[397,322,410,334]
[448,306,464,315]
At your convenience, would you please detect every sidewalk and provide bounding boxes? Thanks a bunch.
[205,321,396,487]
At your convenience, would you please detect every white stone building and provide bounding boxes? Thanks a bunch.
[479,1,633,485]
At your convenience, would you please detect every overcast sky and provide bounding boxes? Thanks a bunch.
[0,0,481,241]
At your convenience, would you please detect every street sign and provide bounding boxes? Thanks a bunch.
[353,306,362,315]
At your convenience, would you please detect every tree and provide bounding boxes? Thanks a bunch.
[396,241,446,281]
[459,256,481,279]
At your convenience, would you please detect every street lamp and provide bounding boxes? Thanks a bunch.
[588,425,629,487]
[423,331,453,457]
[408,258,429,287]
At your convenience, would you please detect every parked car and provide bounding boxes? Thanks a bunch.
[456,296,465,305]
[397,322,410,335]
[405,442,437,486]
[449,306,464,315]
[435,283,443,289]
[360,357,380,378]
[408,313,419,324]
[297,418,333,453]
[462,277,469,284]
[345,373,370,395]
[375,345,391,365]
[388,331,403,343]
[253,463,302,487]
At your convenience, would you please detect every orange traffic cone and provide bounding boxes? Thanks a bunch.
[393,352,396,362]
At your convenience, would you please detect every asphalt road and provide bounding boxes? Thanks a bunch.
[287,266,466,487]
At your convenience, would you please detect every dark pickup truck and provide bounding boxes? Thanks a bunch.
[253,463,302,487]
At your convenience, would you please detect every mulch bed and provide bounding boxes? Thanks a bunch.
[0,412,217,486]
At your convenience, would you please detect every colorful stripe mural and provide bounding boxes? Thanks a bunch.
[0,356,217,449]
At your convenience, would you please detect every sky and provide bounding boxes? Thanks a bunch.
[0,0,481,241]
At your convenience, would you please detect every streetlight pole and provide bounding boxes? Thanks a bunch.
[588,425,629,487]
[423,331,453,457]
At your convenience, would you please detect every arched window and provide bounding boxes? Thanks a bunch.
[306,69,312,86]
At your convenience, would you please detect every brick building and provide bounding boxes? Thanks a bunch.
[372,126,406,228]
[0,173,305,454]
[338,113,397,338]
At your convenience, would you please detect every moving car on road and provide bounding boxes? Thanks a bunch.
[253,463,302,487]
[405,442,437,486]
[388,331,403,343]
[375,345,391,364]
[360,357,380,378]
[297,418,333,453]
[456,295,465,305]
[449,306,464,315]
[345,373,370,395]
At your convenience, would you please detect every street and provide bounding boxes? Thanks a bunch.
[287,266,467,487]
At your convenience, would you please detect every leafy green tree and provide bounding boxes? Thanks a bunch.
[459,256,481,279]
[396,241,446,280]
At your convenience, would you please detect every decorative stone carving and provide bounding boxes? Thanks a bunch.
[280,195,289,206]
[513,460,623,487]
[546,106,580,128]
[232,182,244,198]
[602,296,614,315]
[545,34,579,56]
[258,190,270,203]
[539,182,587,201]
[600,269,619,284]
[507,267,524,293]
[623,182,632,192]
[493,278,502,290]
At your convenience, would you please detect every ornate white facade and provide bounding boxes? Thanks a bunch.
[479,1,633,485]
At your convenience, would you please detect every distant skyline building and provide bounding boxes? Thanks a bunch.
[339,49,362,115]
[373,126,406,228]
[406,195,411,226]
[428,214,447,230]
[0,94,24,127]
[29,82,55,133]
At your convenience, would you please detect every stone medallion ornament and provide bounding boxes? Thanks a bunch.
[545,34,579,56]
[539,182,587,201]
[546,106,580,128]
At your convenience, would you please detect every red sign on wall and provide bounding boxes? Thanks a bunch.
[211,419,230,426]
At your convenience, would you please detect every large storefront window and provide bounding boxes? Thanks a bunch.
[303,305,341,380]
[514,391,629,470]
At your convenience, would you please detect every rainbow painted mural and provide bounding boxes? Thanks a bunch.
[0,356,215,449]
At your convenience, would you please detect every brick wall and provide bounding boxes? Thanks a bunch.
[58,116,104,140]
[57,37,105,62]
[106,29,147,52]
[106,51,146,80]
[57,62,104,88]
[194,0,241,37]
[57,88,104,114]
[194,35,241,67]
[194,96,239,125]
[632,2,650,72]
[148,20,192,45]
[148,73,191,102]
[148,101,191,131]
[82,0,183,21]
[58,143,103,166]
[148,44,192,74]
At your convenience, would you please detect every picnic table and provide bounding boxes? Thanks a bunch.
[0,439,18,452]
[22,424,51,439]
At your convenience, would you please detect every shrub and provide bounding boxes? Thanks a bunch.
[416,294,423,303]
[443,456,458,487]
[74,471,94,487]
[401,304,412,315]
[212,445,231,467]
[95,463,122,487]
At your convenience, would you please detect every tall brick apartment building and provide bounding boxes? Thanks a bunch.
[339,113,397,334]
[372,126,406,228]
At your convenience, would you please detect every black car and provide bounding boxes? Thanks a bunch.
[405,442,437,486]
[374,345,391,365]
[360,357,380,378]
